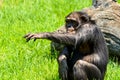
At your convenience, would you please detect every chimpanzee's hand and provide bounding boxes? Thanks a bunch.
[59,59,68,80]
[24,33,43,42]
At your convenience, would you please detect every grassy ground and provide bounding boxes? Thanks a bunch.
[0,0,120,80]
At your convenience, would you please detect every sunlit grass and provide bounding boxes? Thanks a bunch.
[0,0,119,80]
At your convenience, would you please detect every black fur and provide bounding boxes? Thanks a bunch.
[24,11,109,80]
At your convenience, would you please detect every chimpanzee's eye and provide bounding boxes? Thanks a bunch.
[65,20,79,28]
[73,21,79,27]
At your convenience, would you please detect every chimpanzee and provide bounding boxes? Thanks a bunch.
[24,11,109,80]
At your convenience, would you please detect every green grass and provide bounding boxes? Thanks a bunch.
[0,0,120,80]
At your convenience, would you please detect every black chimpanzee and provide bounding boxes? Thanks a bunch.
[24,11,109,80]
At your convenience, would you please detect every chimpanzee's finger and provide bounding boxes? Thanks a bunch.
[26,34,34,42]
[26,38,30,42]
[34,38,37,42]
[23,33,31,38]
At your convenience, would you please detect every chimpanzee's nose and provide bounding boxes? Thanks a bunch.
[67,27,75,33]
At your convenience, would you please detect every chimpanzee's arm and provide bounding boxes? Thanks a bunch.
[24,24,98,46]
[24,32,76,46]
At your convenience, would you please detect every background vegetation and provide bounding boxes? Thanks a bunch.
[0,0,120,80]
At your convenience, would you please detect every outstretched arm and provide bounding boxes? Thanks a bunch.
[24,32,76,46]
[24,24,97,46]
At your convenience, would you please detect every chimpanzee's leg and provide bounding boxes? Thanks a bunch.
[73,60,101,80]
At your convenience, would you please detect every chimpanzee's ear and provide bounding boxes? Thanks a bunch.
[80,12,90,23]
